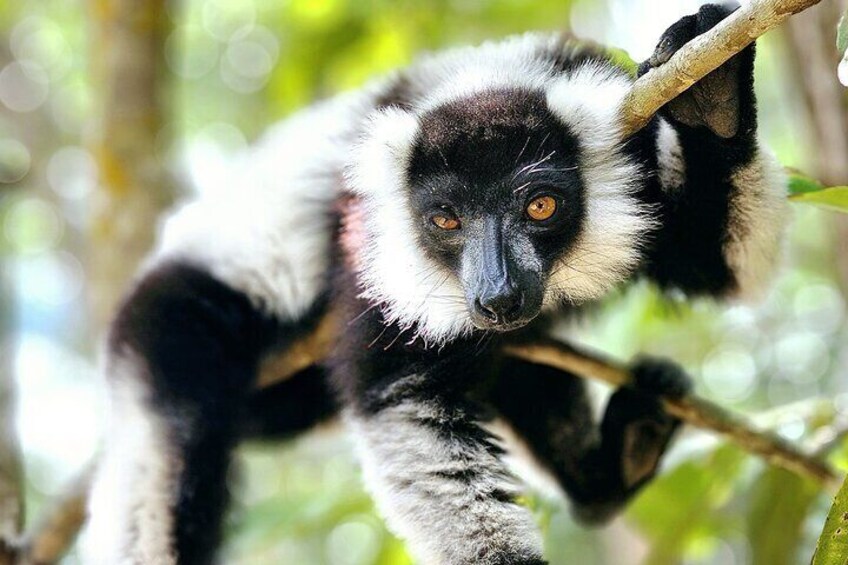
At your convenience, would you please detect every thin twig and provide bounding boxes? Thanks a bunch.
[15,466,91,564]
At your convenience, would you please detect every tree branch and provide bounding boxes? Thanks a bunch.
[619,0,825,135]
[87,0,174,328]
[504,341,841,490]
[0,257,22,565]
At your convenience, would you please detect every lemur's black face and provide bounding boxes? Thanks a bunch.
[407,89,586,331]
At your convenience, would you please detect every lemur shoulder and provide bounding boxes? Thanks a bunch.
[84,4,788,564]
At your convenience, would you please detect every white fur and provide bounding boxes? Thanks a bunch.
[151,91,373,322]
[83,353,178,565]
[409,33,565,111]
[656,118,685,193]
[346,108,475,345]
[346,405,543,565]
[724,146,790,300]
[544,64,655,305]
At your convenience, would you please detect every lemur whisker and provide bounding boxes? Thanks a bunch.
[474,330,494,354]
[513,135,532,166]
[436,146,451,170]
[534,132,552,159]
[512,150,556,180]
[348,302,381,325]
[366,324,390,349]
[383,326,410,351]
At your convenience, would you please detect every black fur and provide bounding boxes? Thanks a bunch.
[636,2,757,296]
[241,365,338,440]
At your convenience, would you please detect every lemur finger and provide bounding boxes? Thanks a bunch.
[638,15,697,77]
[640,3,740,75]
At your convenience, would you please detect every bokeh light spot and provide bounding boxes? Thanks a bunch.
[702,346,757,403]
[165,24,220,79]
[0,61,49,113]
[0,138,32,184]
[47,146,96,200]
[202,0,256,41]
[3,197,63,254]
[326,518,381,565]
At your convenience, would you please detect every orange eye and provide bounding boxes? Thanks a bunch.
[432,214,461,230]
[526,195,557,221]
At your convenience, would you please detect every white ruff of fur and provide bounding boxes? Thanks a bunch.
[347,108,475,345]
[724,147,789,300]
[544,63,655,306]
[82,353,178,565]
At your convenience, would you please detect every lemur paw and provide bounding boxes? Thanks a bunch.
[638,2,754,139]
[630,356,693,399]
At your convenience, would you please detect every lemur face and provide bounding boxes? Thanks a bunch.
[407,89,586,331]
[348,63,652,344]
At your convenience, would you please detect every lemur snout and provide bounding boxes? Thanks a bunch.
[475,289,524,325]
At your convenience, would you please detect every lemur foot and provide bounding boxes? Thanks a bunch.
[638,1,753,139]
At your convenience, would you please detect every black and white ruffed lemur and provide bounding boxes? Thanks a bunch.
[83,4,788,564]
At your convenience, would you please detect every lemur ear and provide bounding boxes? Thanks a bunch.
[545,64,631,143]
[347,107,420,198]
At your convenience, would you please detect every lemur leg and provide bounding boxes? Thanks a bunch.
[637,3,788,298]
[85,262,306,564]
[489,356,690,525]
[338,358,545,565]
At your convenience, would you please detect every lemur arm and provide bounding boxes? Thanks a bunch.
[487,354,690,524]
[637,3,789,299]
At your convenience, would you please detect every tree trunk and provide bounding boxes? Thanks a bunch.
[87,0,174,327]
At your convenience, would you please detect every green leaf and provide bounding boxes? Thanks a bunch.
[787,171,848,213]
[790,186,848,213]
[628,445,747,565]
[787,171,828,196]
[811,474,848,565]
[747,467,820,565]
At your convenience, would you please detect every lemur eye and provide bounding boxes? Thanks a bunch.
[431,213,461,230]
[526,195,557,221]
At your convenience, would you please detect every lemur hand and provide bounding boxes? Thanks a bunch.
[601,357,692,493]
[637,2,756,140]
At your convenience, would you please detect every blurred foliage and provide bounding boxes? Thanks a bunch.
[2,0,848,564]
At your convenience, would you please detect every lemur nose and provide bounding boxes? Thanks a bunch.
[477,290,524,324]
